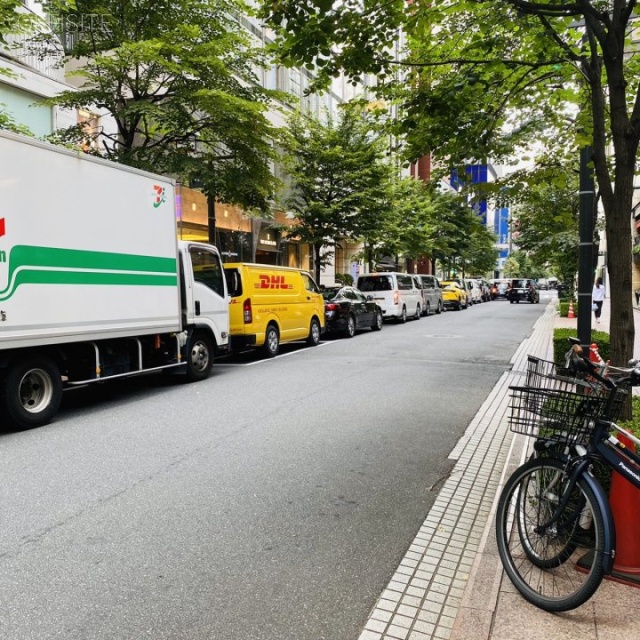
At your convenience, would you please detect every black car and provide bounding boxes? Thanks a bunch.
[507,278,540,304]
[321,286,383,337]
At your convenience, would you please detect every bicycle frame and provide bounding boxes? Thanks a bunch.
[533,453,617,573]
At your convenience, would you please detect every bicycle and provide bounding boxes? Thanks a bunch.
[495,343,640,611]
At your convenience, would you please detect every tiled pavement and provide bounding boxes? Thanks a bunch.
[359,298,640,640]
[358,303,556,640]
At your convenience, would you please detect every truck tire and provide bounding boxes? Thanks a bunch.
[186,331,214,381]
[263,324,280,357]
[307,317,321,346]
[1,356,63,430]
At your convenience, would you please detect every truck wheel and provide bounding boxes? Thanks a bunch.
[307,318,321,346]
[186,331,214,381]
[2,356,63,430]
[263,324,280,357]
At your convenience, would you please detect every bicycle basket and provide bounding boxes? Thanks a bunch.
[508,386,612,442]
[524,355,598,394]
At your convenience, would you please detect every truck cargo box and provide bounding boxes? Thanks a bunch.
[0,131,181,350]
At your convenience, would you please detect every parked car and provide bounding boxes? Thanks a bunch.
[416,274,444,316]
[479,279,491,302]
[441,281,468,310]
[507,278,540,304]
[470,277,491,302]
[465,278,483,305]
[357,272,422,323]
[321,286,383,337]
[489,279,510,300]
[447,277,472,307]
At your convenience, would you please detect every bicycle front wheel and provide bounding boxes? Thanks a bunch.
[495,456,606,611]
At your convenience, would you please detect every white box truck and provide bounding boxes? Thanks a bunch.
[0,131,230,430]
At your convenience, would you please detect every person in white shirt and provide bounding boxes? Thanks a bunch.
[592,277,605,324]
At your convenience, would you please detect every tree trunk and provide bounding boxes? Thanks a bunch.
[587,17,639,419]
[313,243,322,284]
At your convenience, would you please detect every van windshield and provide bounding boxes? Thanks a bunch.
[358,276,393,292]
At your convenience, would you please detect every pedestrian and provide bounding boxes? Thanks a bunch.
[592,277,605,324]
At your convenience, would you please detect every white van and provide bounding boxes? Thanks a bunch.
[357,272,422,323]
[416,274,444,316]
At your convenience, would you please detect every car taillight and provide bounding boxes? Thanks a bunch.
[393,290,399,305]
[243,298,252,323]
[326,303,338,311]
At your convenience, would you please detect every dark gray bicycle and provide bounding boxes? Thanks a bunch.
[495,343,640,611]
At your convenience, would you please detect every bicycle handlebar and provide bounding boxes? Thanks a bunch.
[565,342,640,388]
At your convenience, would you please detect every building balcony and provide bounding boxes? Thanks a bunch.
[0,5,65,83]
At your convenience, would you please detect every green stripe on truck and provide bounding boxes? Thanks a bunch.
[0,245,177,301]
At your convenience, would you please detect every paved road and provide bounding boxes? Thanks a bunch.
[0,293,552,639]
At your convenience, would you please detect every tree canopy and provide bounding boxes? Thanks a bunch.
[260,0,640,368]
[41,0,280,213]
[506,157,582,288]
[281,105,394,282]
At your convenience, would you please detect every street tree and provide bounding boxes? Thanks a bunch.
[260,0,640,371]
[367,177,438,270]
[41,0,280,216]
[282,106,394,283]
[507,159,581,289]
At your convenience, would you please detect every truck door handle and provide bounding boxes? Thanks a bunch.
[195,300,200,316]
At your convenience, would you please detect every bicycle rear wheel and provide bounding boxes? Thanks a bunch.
[495,456,606,611]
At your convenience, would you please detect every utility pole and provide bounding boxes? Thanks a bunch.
[577,145,595,348]
[207,194,216,246]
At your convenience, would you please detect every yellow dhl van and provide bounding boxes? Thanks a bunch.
[223,263,325,357]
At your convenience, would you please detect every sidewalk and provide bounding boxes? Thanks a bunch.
[358,297,640,640]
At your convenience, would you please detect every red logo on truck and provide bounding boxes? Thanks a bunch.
[0,218,5,237]
[152,185,166,208]
[258,274,293,290]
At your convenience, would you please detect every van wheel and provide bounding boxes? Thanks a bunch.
[372,310,383,331]
[344,315,356,338]
[1,356,63,430]
[307,318,321,346]
[435,301,442,314]
[263,324,280,357]
[186,331,214,381]
[414,304,421,320]
[424,302,431,317]
[398,306,407,323]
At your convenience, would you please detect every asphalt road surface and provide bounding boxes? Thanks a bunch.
[0,293,552,639]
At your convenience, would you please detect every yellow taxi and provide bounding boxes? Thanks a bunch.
[440,281,468,311]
